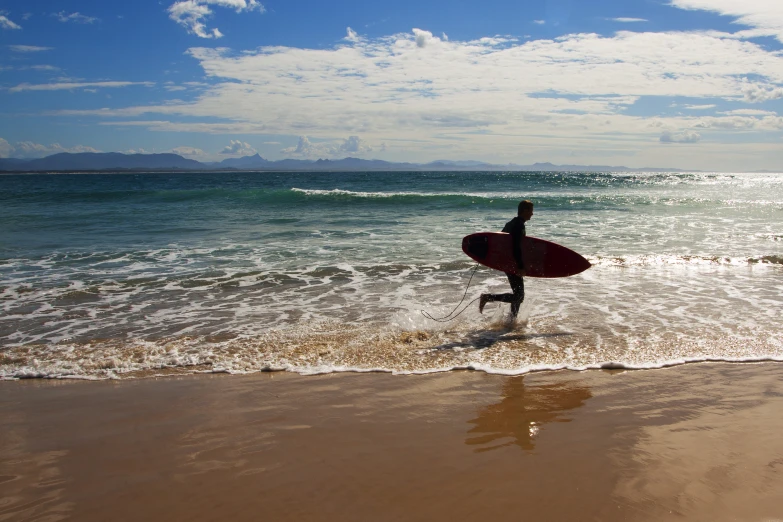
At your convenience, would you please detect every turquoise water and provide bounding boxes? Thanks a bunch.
[1,171,781,379]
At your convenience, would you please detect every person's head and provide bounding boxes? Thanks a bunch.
[518,200,534,221]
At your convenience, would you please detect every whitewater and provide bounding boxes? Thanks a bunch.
[1,170,781,379]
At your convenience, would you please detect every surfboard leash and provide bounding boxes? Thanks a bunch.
[420,263,482,322]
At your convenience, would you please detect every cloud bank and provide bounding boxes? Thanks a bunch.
[169,146,206,157]
[220,139,256,155]
[660,130,701,143]
[0,138,99,158]
[41,0,783,167]
[82,28,783,142]
[280,136,372,158]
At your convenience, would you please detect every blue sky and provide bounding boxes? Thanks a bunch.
[1,0,783,170]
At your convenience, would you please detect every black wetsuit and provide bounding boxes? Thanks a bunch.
[485,216,525,318]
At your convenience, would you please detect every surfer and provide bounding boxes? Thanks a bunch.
[479,200,534,318]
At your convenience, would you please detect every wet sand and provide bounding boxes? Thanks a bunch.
[2,363,783,522]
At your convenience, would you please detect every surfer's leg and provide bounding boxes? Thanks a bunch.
[507,273,525,318]
[480,273,524,314]
[479,294,490,313]
[480,291,514,313]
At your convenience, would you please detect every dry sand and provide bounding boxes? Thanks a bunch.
[2,363,783,522]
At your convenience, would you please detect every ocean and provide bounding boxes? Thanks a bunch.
[0,170,781,379]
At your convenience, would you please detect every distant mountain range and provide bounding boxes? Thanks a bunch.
[0,152,691,173]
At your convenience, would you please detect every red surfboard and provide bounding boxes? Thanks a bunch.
[462,232,590,278]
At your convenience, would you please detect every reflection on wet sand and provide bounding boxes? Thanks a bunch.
[4,365,783,522]
[466,376,592,452]
[0,410,73,521]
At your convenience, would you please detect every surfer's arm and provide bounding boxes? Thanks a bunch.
[511,223,524,271]
[502,218,525,272]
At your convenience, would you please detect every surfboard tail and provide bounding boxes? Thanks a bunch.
[462,234,489,260]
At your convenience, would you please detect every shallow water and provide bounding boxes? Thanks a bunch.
[1,170,781,379]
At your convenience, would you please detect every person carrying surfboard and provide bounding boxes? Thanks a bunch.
[478,200,534,318]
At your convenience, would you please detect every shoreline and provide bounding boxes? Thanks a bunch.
[4,355,783,382]
[3,361,783,521]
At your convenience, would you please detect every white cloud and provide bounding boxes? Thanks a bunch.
[722,109,777,116]
[670,0,783,43]
[0,138,99,158]
[165,82,188,91]
[660,130,702,143]
[96,120,271,134]
[611,18,648,23]
[339,136,372,154]
[169,146,206,157]
[4,64,62,72]
[123,148,152,154]
[162,81,208,92]
[0,14,21,29]
[168,0,265,39]
[9,81,155,93]
[25,65,60,71]
[345,27,360,42]
[280,135,372,158]
[413,28,437,48]
[9,45,52,52]
[23,142,98,155]
[220,139,257,155]
[740,79,783,102]
[54,11,98,24]
[281,136,321,157]
[683,104,716,110]
[533,20,545,25]
[168,2,215,38]
[691,115,783,129]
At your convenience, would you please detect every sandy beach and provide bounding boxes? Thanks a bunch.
[2,363,783,522]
